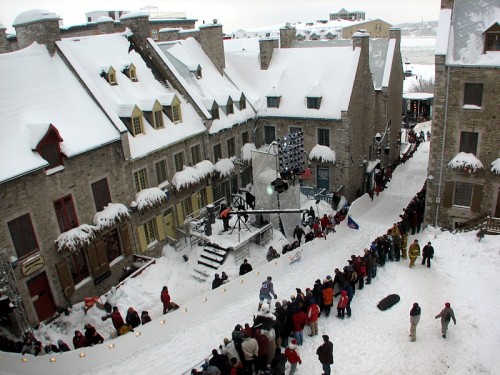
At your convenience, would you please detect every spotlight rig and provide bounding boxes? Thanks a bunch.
[277,131,305,181]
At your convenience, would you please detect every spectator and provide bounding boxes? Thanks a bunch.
[421,241,434,268]
[57,339,71,352]
[284,338,302,375]
[221,271,229,283]
[239,259,252,276]
[408,239,420,268]
[270,347,287,375]
[161,286,171,314]
[212,274,223,290]
[336,290,349,319]
[293,225,305,245]
[73,330,87,349]
[266,246,281,262]
[84,323,104,346]
[409,302,421,342]
[307,300,320,337]
[141,310,152,325]
[126,307,141,329]
[316,335,334,375]
[435,302,457,338]
[209,348,230,375]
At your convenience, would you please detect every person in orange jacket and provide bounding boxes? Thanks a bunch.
[322,277,334,317]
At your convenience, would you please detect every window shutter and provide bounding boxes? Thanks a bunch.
[176,202,185,226]
[55,260,75,298]
[471,184,483,212]
[120,225,133,257]
[443,180,454,208]
[87,245,102,277]
[137,225,147,253]
[95,241,110,275]
[206,186,214,204]
[156,215,166,241]
[191,193,200,218]
[163,213,176,239]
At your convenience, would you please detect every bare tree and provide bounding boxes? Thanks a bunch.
[407,76,434,93]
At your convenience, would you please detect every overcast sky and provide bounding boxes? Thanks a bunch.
[0,0,441,34]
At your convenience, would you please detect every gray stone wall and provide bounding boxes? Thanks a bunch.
[97,20,116,35]
[0,142,132,325]
[121,15,151,40]
[425,65,500,229]
[0,27,10,54]
[159,28,180,42]
[14,20,61,54]
[259,38,279,70]
[199,24,225,74]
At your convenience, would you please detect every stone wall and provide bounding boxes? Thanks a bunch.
[199,24,225,75]
[14,19,61,54]
[259,38,278,70]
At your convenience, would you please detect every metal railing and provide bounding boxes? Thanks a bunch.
[453,212,500,235]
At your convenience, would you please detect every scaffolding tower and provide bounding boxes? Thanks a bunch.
[0,248,31,336]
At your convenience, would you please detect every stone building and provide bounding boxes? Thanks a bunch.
[425,0,500,229]
[329,8,366,22]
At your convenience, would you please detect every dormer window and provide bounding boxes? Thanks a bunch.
[33,124,64,170]
[240,98,246,110]
[101,66,117,85]
[149,100,165,129]
[484,22,500,52]
[154,110,164,129]
[122,63,138,82]
[132,115,143,135]
[166,95,182,124]
[307,97,322,109]
[226,98,234,115]
[267,97,280,108]
[212,105,220,120]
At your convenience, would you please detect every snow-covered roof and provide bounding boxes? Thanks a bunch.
[291,38,394,91]
[225,45,360,119]
[96,16,114,24]
[448,152,484,172]
[403,93,434,100]
[309,144,336,163]
[443,0,500,66]
[12,9,60,26]
[156,38,256,134]
[56,33,206,160]
[120,11,149,20]
[491,158,500,174]
[0,43,120,184]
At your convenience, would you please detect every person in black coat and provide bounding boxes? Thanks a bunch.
[421,242,434,268]
[212,273,223,289]
[126,307,141,329]
[293,225,305,245]
[209,348,230,375]
[239,259,253,276]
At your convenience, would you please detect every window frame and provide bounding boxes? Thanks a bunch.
[143,219,158,245]
[91,178,112,212]
[307,97,321,109]
[242,131,249,145]
[174,152,185,172]
[463,83,483,107]
[133,168,148,192]
[132,115,144,135]
[191,144,202,165]
[65,249,90,285]
[155,159,168,185]
[227,137,236,158]
[211,106,220,120]
[459,131,478,155]
[172,104,181,123]
[453,181,473,207]
[240,98,246,110]
[213,144,222,162]
[318,128,330,147]
[54,195,79,233]
[264,125,276,144]
[267,97,279,108]
[8,213,39,259]
[226,102,234,115]
[153,109,164,129]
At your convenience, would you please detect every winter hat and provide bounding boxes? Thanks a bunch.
[291,338,297,345]
[445,302,451,307]
[413,303,419,308]
[341,290,347,296]
[267,276,272,281]
[201,363,209,370]
[223,338,230,345]
[261,303,270,313]
[322,335,329,341]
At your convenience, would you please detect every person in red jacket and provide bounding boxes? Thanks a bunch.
[337,290,349,319]
[307,301,320,336]
[110,306,127,334]
[292,308,308,345]
[161,286,171,314]
[284,338,302,375]
[72,330,88,349]
[254,329,268,373]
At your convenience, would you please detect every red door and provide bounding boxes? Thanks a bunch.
[27,272,57,322]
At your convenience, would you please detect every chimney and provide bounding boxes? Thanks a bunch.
[13,9,61,55]
[389,27,401,53]
[441,0,455,10]
[120,12,150,40]
[352,29,369,64]
[0,24,9,54]
[259,38,279,70]
[159,28,181,42]
[279,23,296,48]
[96,16,115,35]
[199,22,225,75]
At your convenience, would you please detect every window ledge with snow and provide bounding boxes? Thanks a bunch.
[462,104,481,110]
[134,187,167,212]
[491,158,500,175]
[309,144,336,164]
[46,165,65,175]
[448,152,483,173]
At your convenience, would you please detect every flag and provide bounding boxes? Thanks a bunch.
[347,215,359,230]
